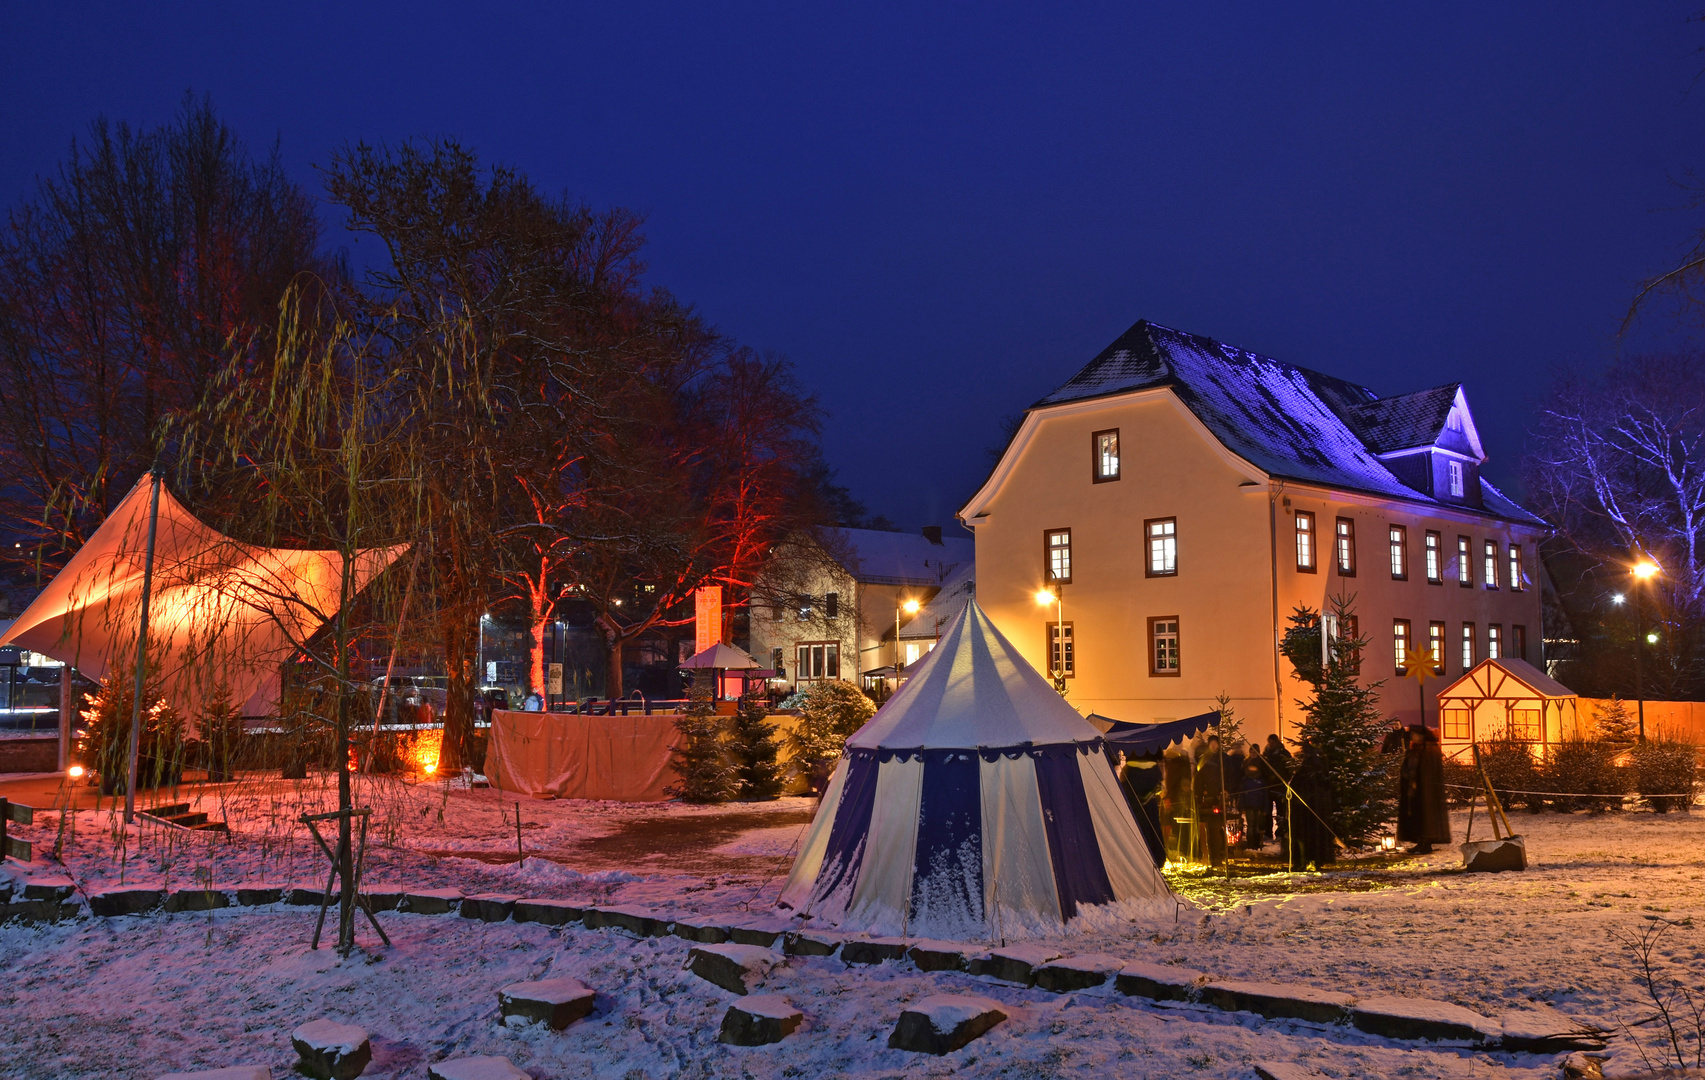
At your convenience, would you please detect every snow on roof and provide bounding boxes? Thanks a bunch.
[848,599,1101,750]
[1437,656,1577,701]
[1030,320,1545,527]
[1341,385,1461,453]
[898,560,975,640]
[834,527,973,587]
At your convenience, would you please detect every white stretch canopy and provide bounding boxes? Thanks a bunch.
[782,601,1170,940]
[0,475,406,717]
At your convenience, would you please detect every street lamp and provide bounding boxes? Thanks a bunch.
[1630,559,1660,742]
[1035,586,1066,693]
[896,598,920,671]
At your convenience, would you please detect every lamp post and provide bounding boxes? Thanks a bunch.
[1631,559,1660,742]
[1035,585,1066,694]
[895,598,920,684]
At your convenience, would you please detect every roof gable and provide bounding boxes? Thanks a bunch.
[833,527,973,587]
[1437,657,1577,701]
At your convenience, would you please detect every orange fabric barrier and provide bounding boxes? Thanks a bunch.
[486,709,681,801]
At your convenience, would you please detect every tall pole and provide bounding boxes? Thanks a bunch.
[123,470,164,825]
[1055,587,1066,694]
[1634,581,1646,743]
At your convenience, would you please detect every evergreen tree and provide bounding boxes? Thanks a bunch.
[1593,695,1638,744]
[729,693,785,800]
[788,680,876,794]
[1287,595,1398,848]
[668,681,736,803]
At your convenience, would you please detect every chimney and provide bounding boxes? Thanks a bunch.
[921,525,943,545]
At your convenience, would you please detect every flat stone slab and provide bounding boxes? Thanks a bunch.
[165,888,231,913]
[290,1019,371,1080]
[720,994,803,1045]
[968,943,1061,985]
[426,1056,531,1080]
[359,888,403,912]
[1115,960,1206,1002]
[1350,995,1497,1044]
[512,898,584,926]
[1033,953,1125,993]
[889,994,1007,1055]
[1,898,80,923]
[22,875,76,901]
[908,940,968,972]
[672,916,730,944]
[461,893,520,922]
[1203,979,1354,1024]
[840,937,910,965]
[1497,1006,1610,1052]
[1461,836,1526,873]
[1254,1064,1325,1080]
[498,977,595,1030]
[235,886,283,906]
[782,929,841,957]
[287,884,339,907]
[583,905,672,937]
[91,887,164,917]
[726,916,791,947]
[401,888,462,915]
[157,1068,271,1080]
[688,943,781,995]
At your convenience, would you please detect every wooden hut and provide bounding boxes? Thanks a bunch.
[1435,657,1579,761]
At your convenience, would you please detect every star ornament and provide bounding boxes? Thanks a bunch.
[1403,647,1435,682]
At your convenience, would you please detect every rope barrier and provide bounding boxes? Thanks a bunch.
[1444,783,1698,799]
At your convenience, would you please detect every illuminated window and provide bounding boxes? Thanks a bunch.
[1508,544,1523,591]
[1335,518,1356,575]
[1511,624,1526,661]
[1394,619,1411,674]
[1045,529,1072,584]
[1092,429,1120,482]
[1146,517,1177,577]
[795,642,840,681]
[1425,531,1442,584]
[1488,624,1502,659]
[1296,511,1316,572]
[1429,621,1445,675]
[1448,459,1465,497]
[1389,525,1408,580]
[1047,621,1075,677]
[1509,707,1540,742]
[1457,535,1473,586]
[1483,540,1499,589]
[1442,707,1471,740]
[1461,623,1476,670]
[1149,617,1180,676]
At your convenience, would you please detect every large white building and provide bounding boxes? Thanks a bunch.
[960,320,1548,741]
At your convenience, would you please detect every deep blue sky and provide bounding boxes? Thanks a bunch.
[3,3,1701,530]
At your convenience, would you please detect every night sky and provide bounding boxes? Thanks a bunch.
[3,3,1700,531]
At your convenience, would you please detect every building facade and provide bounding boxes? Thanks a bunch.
[960,320,1547,741]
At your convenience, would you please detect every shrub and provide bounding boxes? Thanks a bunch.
[789,681,876,794]
[1628,738,1699,813]
[729,694,785,800]
[668,683,736,803]
[1476,736,1541,813]
[78,668,185,794]
[1541,737,1625,812]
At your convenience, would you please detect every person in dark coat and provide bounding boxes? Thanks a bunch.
[1283,740,1336,870]
[1263,734,1294,841]
[1240,743,1273,847]
[1396,724,1451,853]
[1160,747,1193,863]
[1118,756,1167,867]
[1194,735,1230,867]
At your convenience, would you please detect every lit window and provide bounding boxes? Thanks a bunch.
[1483,540,1499,589]
[1425,531,1442,584]
[1488,624,1502,659]
[1508,544,1523,592]
[1394,619,1411,674]
[795,643,840,681]
[1429,621,1445,675]
[1149,617,1179,676]
[1335,518,1356,575]
[904,641,923,666]
[1448,460,1465,497]
[1461,623,1476,670]
[1295,511,1316,571]
[1146,518,1177,577]
[1511,625,1526,660]
[1509,707,1539,741]
[1093,429,1120,482]
[1457,536,1473,586]
[1389,525,1408,580]
[1442,707,1471,740]
[1045,529,1072,584]
[1048,621,1075,677]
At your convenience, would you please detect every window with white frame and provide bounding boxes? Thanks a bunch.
[1488,624,1502,659]
[1425,531,1442,584]
[796,642,840,681]
[1394,619,1412,674]
[1508,543,1523,591]
[1335,517,1356,575]
[1092,429,1120,482]
[1429,621,1445,675]
[1047,621,1075,677]
[1389,525,1408,580]
[1483,539,1499,589]
[1458,535,1473,586]
[1448,459,1465,497]
[1045,528,1072,584]
[1296,511,1316,571]
[1146,517,1177,577]
[1149,617,1179,676]
[1461,623,1476,670]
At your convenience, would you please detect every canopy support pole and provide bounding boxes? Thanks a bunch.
[123,470,163,825]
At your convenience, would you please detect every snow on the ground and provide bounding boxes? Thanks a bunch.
[2,774,1703,1079]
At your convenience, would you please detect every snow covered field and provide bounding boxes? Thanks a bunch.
[2,773,1702,1079]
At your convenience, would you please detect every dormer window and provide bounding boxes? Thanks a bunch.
[1448,460,1464,497]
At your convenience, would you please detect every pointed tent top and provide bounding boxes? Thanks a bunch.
[847,599,1101,750]
[679,641,760,669]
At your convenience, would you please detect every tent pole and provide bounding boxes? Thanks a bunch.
[123,470,164,825]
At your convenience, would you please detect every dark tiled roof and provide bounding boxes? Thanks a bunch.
[1341,385,1460,453]
[1032,320,1545,527]
[836,528,973,587]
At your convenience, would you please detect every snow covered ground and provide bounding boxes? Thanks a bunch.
[2,773,1702,1079]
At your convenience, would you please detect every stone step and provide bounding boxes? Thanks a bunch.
[290,1019,370,1080]
[461,893,520,923]
[165,888,231,913]
[235,886,283,906]
[781,929,841,957]
[968,943,1061,986]
[91,887,165,917]
[889,994,1006,1055]
[163,812,209,828]
[400,888,462,915]
[157,1068,271,1080]
[427,1056,530,1080]
[1033,953,1124,993]
[688,943,781,995]
[582,905,671,937]
[720,995,803,1045]
[840,937,909,966]
[497,977,595,1030]
[511,898,584,926]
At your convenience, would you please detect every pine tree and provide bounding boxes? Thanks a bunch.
[788,680,876,794]
[1287,594,1398,848]
[729,693,785,800]
[1593,695,1638,744]
[667,681,736,803]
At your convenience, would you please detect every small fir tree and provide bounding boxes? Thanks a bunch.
[1286,594,1398,848]
[77,661,185,795]
[789,680,877,794]
[668,681,736,803]
[1594,696,1638,744]
[729,693,785,800]
[199,683,244,783]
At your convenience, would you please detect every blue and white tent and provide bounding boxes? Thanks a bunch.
[779,600,1170,939]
